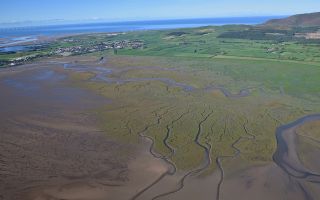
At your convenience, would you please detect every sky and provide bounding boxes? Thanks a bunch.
[1,0,320,24]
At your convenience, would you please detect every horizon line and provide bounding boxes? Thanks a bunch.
[0,15,288,29]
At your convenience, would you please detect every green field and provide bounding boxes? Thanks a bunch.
[2,24,320,65]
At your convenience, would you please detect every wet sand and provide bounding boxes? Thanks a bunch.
[0,63,169,200]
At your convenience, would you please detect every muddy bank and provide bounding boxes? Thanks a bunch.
[0,64,169,200]
[273,114,320,179]
[218,114,320,200]
[1,57,320,200]
[148,114,320,200]
[220,163,308,200]
[272,114,320,200]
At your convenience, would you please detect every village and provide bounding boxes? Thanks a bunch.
[54,39,144,55]
[5,39,144,66]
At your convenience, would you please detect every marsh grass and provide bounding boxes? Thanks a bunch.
[67,55,320,174]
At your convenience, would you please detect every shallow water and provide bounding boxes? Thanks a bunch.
[2,69,66,96]
[274,114,320,179]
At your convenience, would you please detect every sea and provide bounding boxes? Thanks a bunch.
[0,16,284,49]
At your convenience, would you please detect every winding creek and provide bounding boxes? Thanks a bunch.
[215,120,256,200]
[151,110,214,200]
[35,60,320,200]
[62,62,254,97]
[273,114,320,199]
[273,114,320,180]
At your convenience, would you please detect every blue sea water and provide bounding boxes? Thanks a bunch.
[0,16,283,37]
[0,16,284,50]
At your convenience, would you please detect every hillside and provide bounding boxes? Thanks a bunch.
[263,12,320,27]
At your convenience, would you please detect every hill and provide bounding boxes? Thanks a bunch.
[263,12,320,27]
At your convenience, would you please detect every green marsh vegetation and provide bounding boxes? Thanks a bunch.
[295,120,320,176]
[68,53,320,175]
[4,23,320,175]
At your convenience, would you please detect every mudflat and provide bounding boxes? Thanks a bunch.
[0,62,168,200]
[1,55,320,200]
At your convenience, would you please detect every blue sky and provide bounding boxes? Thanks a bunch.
[1,0,320,23]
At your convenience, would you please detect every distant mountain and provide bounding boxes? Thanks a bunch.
[263,12,320,27]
